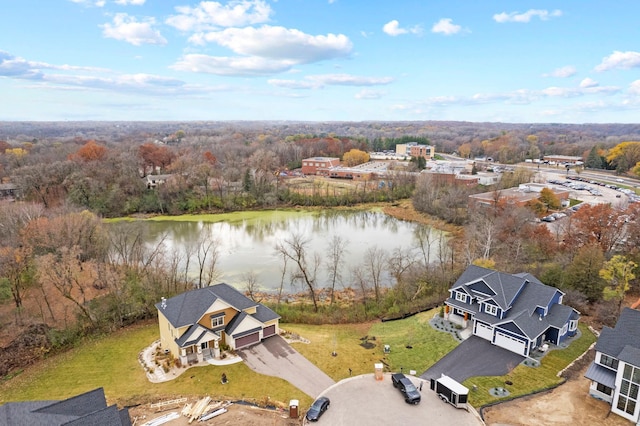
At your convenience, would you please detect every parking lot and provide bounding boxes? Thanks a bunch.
[304,373,482,425]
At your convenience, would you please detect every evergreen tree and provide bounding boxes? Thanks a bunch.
[585,146,603,169]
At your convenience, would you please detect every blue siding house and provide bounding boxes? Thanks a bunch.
[445,265,580,356]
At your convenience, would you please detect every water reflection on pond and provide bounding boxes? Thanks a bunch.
[143,210,446,291]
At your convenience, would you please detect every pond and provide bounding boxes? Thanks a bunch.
[141,209,447,292]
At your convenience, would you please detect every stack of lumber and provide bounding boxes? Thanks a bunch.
[186,396,211,423]
[141,412,180,426]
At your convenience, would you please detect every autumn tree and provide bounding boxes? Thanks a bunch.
[70,140,108,162]
[538,188,561,212]
[606,141,640,173]
[600,255,637,314]
[0,246,35,324]
[343,149,369,167]
[565,243,606,302]
[567,204,625,254]
[138,143,175,176]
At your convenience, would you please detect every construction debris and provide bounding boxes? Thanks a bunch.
[141,411,180,426]
[150,397,187,412]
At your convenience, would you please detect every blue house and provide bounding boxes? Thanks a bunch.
[445,265,580,356]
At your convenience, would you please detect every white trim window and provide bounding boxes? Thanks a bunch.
[485,304,498,316]
[569,319,577,331]
[455,292,467,303]
[211,316,224,328]
[561,324,568,335]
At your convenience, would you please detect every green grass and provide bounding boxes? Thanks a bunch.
[283,309,459,380]
[463,322,597,407]
[0,313,596,412]
[0,321,309,408]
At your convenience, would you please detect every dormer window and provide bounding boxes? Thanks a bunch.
[211,312,225,328]
[455,292,467,303]
[485,304,498,316]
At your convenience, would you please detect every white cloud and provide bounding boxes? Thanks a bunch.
[382,20,421,36]
[580,77,598,88]
[69,0,106,7]
[595,51,640,72]
[268,74,393,89]
[172,54,294,76]
[493,9,562,23]
[268,79,319,89]
[166,0,272,32]
[306,74,393,86]
[431,18,462,35]
[101,13,167,46]
[188,26,352,64]
[115,0,146,5]
[630,80,640,95]
[543,65,576,78]
[355,89,384,100]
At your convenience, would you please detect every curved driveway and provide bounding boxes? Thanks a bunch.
[238,335,335,398]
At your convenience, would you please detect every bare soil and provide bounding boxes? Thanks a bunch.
[128,398,302,426]
[482,359,628,426]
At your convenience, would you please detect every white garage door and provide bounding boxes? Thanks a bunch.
[475,321,493,341]
[494,331,527,355]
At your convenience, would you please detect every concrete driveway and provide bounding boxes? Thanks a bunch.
[421,336,524,383]
[308,373,483,425]
[238,335,335,398]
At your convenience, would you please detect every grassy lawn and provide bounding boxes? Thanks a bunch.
[0,321,309,408]
[0,313,596,412]
[283,309,459,380]
[463,322,597,407]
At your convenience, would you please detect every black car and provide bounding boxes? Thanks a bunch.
[305,396,330,422]
[391,373,421,404]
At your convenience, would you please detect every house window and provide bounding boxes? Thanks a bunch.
[455,292,467,303]
[201,342,208,350]
[211,316,224,328]
[485,304,498,316]
[617,364,640,416]
[596,382,613,396]
[561,324,568,335]
[569,320,577,331]
[600,354,619,370]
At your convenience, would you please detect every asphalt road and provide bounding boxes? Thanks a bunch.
[308,373,483,426]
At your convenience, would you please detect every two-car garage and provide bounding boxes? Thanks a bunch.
[494,331,528,356]
[232,323,279,349]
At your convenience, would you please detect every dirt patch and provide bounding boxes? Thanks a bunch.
[128,398,302,426]
[482,353,629,426]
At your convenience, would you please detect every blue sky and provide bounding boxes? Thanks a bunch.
[1,0,639,123]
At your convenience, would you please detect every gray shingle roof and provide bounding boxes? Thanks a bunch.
[156,283,258,328]
[450,265,578,339]
[595,308,640,363]
[0,388,130,426]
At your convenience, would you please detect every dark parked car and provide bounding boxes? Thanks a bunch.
[305,396,330,422]
[391,373,421,404]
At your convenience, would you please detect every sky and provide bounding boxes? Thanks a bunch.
[1,0,640,123]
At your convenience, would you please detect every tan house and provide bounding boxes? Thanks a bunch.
[156,283,280,365]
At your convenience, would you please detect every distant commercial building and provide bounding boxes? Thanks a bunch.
[468,183,569,209]
[396,142,435,160]
[543,155,583,165]
[301,157,341,175]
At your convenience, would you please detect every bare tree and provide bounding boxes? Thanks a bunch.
[325,235,349,305]
[275,233,320,312]
[243,270,261,302]
[195,232,221,288]
[363,246,388,303]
